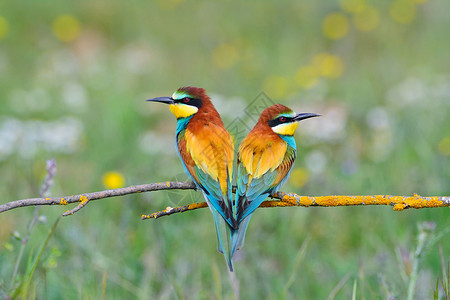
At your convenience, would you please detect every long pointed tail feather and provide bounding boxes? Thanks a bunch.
[203,193,236,272]
[232,215,252,255]
[210,207,235,272]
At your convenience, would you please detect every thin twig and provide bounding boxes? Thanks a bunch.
[0,181,196,215]
[62,195,90,216]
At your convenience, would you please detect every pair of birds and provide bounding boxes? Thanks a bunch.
[147,86,319,272]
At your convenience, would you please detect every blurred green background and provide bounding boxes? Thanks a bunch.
[0,0,449,299]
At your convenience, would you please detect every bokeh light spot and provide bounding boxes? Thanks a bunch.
[263,76,289,99]
[438,137,450,156]
[295,65,319,89]
[212,43,239,69]
[389,0,416,24]
[322,12,350,40]
[0,16,9,40]
[102,171,125,189]
[353,5,380,32]
[52,14,81,42]
[290,168,310,188]
[339,0,366,14]
[312,53,345,79]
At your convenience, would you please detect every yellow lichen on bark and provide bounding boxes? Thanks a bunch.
[393,203,408,211]
[187,202,208,210]
[144,193,448,220]
[260,200,293,208]
[406,193,444,208]
[272,193,447,210]
[79,195,88,204]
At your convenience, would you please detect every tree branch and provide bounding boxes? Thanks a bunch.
[0,181,448,218]
[0,182,195,215]
[141,192,450,219]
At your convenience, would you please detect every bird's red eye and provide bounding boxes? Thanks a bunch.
[280,117,286,122]
[183,97,190,103]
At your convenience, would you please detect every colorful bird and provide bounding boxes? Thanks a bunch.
[234,104,319,253]
[147,87,237,271]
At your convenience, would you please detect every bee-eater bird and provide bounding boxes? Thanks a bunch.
[234,104,319,253]
[147,87,237,271]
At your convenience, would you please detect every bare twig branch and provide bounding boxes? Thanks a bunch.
[0,181,195,215]
[1,181,448,218]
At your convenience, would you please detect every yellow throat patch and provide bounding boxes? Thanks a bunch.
[169,103,198,119]
[272,122,299,136]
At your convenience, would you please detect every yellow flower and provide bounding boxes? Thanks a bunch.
[353,5,380,32]
[290,168,309,189]
[438,137,450,156]
[295,65,319,89]
[263,76,289,99]
[0,16,9,40]
[322,12,350,40]
[312,53,345,79]
[52,14,81,42]
[212,43,239,70]
[102,171,125,189]
[389,0,416,24]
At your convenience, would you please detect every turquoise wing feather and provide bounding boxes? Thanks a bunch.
[237,145,296,223]
[233,144,296,253]
[194,166,235,271]
[195,166,235,227]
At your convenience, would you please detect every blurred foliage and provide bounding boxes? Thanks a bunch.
[0,0,449,298]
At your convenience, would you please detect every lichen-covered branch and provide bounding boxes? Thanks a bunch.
[0,181,448,218]
[271,192,450,211]
[141,192,450,220]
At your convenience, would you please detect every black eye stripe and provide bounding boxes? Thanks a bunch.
[174,97,203,108]
[268,116,293,127]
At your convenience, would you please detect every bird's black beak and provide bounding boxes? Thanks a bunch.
[146,97,174,104]
[293,113,321,122]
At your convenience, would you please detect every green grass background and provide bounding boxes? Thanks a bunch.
[0,0,449,299]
